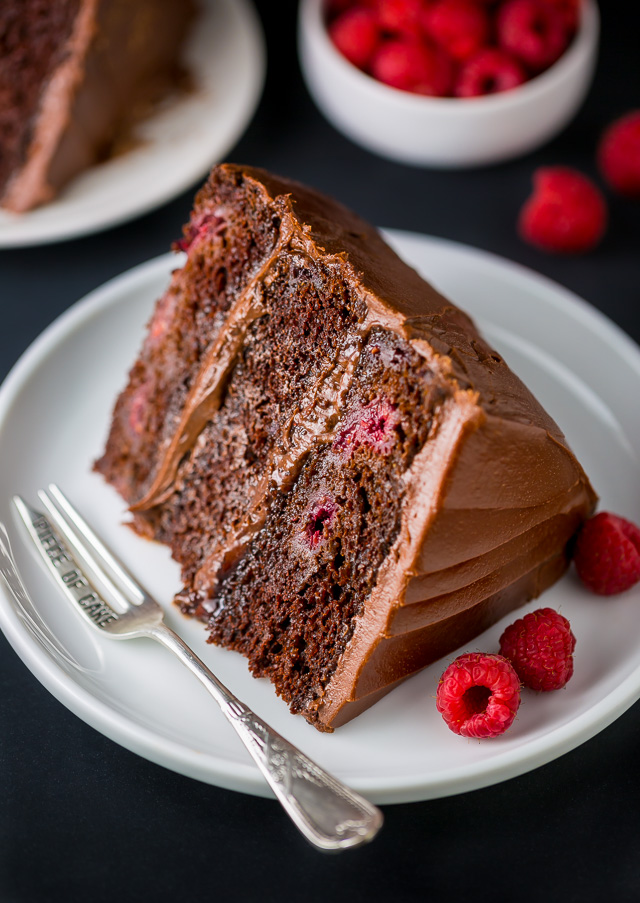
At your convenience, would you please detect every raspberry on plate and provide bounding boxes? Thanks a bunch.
[499,607,576,691]
[497,0,569,71]
[455,47,527,97]
[597,110,640,198]
[518,166,607,254]
[436,652,521,738]
[573,512,640,595]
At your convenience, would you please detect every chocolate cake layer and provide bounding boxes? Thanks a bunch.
[0,1,81,199]
[96,164,597,730]
[0,0,195,212]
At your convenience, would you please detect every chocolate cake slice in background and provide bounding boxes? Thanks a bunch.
[0,0,195,213]
[95,164,597,731]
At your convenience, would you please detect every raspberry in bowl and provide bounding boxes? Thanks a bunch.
[298,0,599,166]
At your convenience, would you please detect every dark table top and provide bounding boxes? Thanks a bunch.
[1,2,639,901]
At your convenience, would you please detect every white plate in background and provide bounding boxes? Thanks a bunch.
[0,232,638,803]
[0,0,265,247]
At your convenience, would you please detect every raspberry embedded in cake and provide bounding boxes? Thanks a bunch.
[175,211,227,254]
[303,497,337,549]
[146,291,179,349]
[127,382,152,438]
[335,398,401,457]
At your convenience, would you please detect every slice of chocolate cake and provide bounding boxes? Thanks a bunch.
[95,164,597,731]
[0,0,195,213]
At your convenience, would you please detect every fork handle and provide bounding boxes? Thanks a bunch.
[149,623,383,852]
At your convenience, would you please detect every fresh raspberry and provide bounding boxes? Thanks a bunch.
[325,0,356,17]
[455,48,527,97]
[436,653,521,738]
[370,38,453,95]
[423,0,490,62]
[597,111,640,198]
[540,0,581,34]
[573,512,640,595]
[326,0,377,16]
[499,608,576,691]
[377,0,424,37]
[497,0,568,71]
[518,166,607,254]
[329,8,381,70]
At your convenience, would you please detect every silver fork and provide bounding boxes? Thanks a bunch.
[6,483,383,852]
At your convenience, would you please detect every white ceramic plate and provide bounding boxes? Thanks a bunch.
[0,232,639,805]
[0,0,265,247]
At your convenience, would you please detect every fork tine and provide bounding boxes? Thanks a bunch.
[12,494,123,628]
[45,484,147,604]
[37,487,133,614]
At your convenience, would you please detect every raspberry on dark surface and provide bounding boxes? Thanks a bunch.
[573,512,640,596]
[455,47,526,97]
[497,0,569,71]
[597,110,640,198]
[436,652,521,738]
[518,166,607,254]
[500,607,576,691]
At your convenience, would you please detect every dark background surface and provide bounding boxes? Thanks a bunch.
[1,2,639,901]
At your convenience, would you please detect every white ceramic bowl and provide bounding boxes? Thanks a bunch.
[298,0,600,167]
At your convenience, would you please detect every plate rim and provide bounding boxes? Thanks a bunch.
[1,231,639,804]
